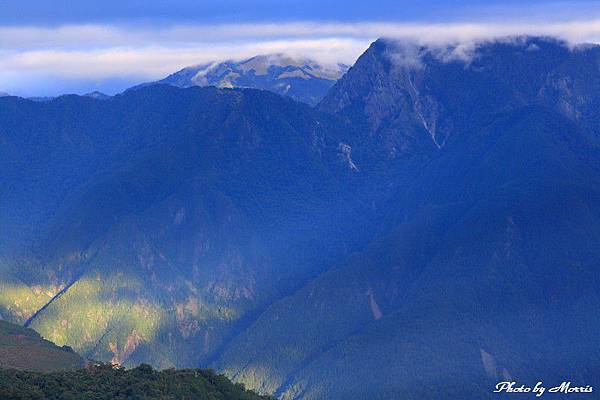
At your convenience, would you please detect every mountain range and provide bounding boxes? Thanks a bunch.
[3,54,345,105]
[1,36,600,399]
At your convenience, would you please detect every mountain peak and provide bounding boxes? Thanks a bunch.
[84,91,111,100]
[234,53,346,80]
[369,35,588,70]
[135,53,348,105]
[320,35,600,154]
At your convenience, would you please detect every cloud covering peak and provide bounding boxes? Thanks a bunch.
[3,19,600,96]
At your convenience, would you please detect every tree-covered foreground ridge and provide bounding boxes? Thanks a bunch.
[0,319,269,400]
[0,364,271,400]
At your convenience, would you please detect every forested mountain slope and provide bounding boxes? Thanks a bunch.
[0,85,373,369]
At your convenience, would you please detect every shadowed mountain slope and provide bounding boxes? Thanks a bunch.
[212,37,600,399]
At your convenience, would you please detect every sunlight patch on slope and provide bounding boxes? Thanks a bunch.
[0,282,57,323]
[29,275,165,363]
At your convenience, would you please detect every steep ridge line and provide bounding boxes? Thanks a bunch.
[270,305,385,399]
[23,234,107,329]
[23,269,85,328]
[266,281,425,398]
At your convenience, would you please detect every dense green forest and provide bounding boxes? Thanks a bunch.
[0,363,271,400]
[0,319,267,400]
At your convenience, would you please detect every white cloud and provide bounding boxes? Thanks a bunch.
[2,20,600,95]
[3,20,600,49]
[0,38,370,80]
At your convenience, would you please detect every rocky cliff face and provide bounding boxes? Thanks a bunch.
[319,37,599,158]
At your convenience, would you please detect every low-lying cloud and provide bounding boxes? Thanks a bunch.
[2,20,600,96]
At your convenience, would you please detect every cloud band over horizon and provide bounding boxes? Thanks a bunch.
[3,19,600,96]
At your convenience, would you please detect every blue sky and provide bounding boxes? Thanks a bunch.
[4,0,600,25]
[2,0,600,96]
